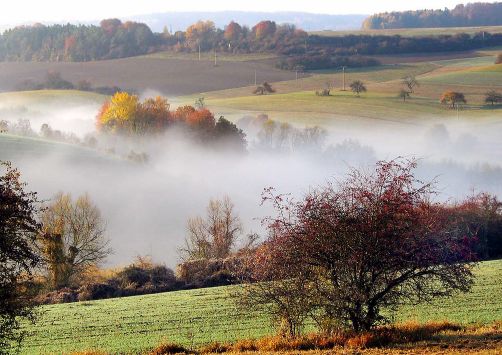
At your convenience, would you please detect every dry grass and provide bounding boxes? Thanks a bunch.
[66,321,502,354]
[146,321,501,354]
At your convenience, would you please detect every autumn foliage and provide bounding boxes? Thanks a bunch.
[96,93,246,149]
[440,91,467,109]
[240,159,476,334]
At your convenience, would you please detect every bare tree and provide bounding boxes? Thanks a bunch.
[181,196,242,261]
[399,89,411,102]
[350,80,367,97]
[402,75,420,94]
[39,193,110,289]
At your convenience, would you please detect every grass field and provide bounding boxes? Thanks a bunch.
[311,25,502,37]
[143,51,278,62]
[17,260,502,354]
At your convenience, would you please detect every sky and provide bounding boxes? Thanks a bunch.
[0,1,485,26]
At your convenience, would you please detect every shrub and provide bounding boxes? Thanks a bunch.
[149,342,190,355]
[199,342,230,353]
[176,256,243,288]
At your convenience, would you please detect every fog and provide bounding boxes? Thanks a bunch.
[1,100,502,267]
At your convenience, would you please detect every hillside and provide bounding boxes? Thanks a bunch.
[0,58,295,96]
[201,50,502,126]
[363,2,502,30]
[17,260,502,354]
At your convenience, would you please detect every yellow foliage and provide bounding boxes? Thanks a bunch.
[98,92,139,133]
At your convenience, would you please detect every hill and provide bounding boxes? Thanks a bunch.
[130,11,367,32]
[363,2,502,30]
[0,57,295,96]
[312,25,502,38]
[17,259,502,354]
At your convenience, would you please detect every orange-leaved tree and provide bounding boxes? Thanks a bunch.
[440,91,467,109]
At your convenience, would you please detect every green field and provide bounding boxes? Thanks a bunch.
[311,25,502,37]
[18,260,502,354]
[0,90,106,107]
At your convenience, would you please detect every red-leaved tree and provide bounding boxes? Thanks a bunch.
[240,159,477,334]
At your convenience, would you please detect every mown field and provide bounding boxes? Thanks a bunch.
[311,25,502,37]
[0,56,294,96]
[199,49,502,125]
[17,260,502,354]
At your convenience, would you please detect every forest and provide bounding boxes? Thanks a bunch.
[363,2,502,29]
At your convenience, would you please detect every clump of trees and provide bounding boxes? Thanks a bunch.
[350,80,367,97]
[0,162,41,351]
[0,19,155,61]
[451,193,502,260]
[239,159,477,335]
[440,91,467,109]
[96,92,246,150]
[16,71,122,96]
[277,54,380,71]
[363,3,502,29]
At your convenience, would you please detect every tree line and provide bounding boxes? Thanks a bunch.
[2,18,502,71]
[0,19,156,61]
[363,2,502,29]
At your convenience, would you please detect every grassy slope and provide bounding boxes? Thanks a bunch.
[200,53,502,125]
[19,260,502,354]
[0,90,106,106]
[311,25,502,37]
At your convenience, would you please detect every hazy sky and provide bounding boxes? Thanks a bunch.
[0,1,484,26]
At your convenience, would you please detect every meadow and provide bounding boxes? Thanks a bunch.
[311,25,502,37]
[17,259,502,354]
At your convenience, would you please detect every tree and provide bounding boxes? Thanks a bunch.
[214,117,247,152]
[0,162,41,352]
[96,92,139,134]
[241,159,476,333]
[399,89,411,102]
[97,93,173,135]
[484,90,502,106]
[350,80,367,96]
[253,82,275,95]
[181,197,242,261]
[224,21,242,42]
[39,193,110,289]
[452,193,502,260]
[185,20,216,51]
[252,21,277,40]
[440,91,467,109]
[402,75,419,94]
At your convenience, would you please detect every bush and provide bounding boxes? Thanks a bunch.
[176,257,242,288]
[149,342,190,355]
[277,54,380,71]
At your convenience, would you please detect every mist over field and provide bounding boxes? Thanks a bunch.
[2,101,502,266]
